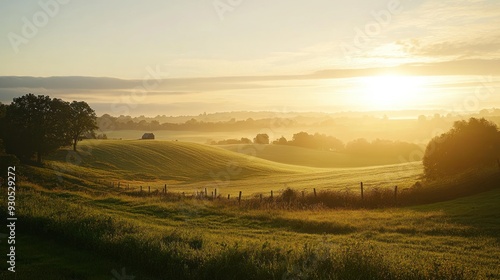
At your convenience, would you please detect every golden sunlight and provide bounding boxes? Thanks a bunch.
[359,75,425,110]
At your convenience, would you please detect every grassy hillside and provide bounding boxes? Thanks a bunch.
[102,129,260,143]
[44,139,423,197]
[47,140,311,181]
[219,143,418,168]
[2,139,499,279]
[2,166,499,279]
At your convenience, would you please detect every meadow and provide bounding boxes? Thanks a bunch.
[47,140,423,198]
[1,139,499,279]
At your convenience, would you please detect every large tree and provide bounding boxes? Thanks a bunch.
[69,101,98,151]
[253,133,269,144]
[0,102,6,143]
[423,117,500,178]
[4,94,72,163]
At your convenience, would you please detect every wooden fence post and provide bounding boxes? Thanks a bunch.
[360,182,364,201]
[228,194,230,200]
[394,185,398,205]
[270,190,273,199]
[238,191,242,204]
[214,188,217,198]
[205,188,208,197]
[148,186,151,195]
[313,188,317,198]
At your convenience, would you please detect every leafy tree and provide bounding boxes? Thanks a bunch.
[313,133,344,151]
[345,138,370,154]
[3,94,72,163]
[240,137,252,144]
[0,102,6,118]
[69,101,98,151]
[291,132,315,148]
[253,133,269,144]
[0,102,6,144]
[287,132,344,151]
[423,117,500,178]
[273,136,288,145]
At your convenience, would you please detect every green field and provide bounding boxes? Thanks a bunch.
[47,140,423,198]
[102,129,285,143]
[219,143,419,167]
[2,139,499,279]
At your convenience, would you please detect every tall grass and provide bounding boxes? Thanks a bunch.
[6,145,499,279]
[8,186,482,279]
[230,166,500,210]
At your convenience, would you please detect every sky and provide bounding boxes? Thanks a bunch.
[0,0,499,116]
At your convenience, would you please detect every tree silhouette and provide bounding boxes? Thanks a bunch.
[288,132,344,151]
[273,136,288,145]
[423,117,500,178]
[253,133,269,144]
[3,94,72,163]
[69,101,98,151]
[0,102,6,144]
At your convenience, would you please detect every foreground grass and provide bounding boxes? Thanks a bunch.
[4,140,498,279]
[3,172,499,279]
[0,234,140,280]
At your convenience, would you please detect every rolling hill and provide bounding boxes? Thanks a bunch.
[44,140,423,196]
[47,140,313,182]
[7,156,500,279]
[219,144,419,168]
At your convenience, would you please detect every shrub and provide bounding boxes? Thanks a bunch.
[423,117,500,178]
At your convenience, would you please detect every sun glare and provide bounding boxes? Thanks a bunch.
[359,75,424,111]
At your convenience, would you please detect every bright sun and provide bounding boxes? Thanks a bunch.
[360,75,424,110]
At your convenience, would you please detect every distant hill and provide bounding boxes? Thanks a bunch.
[219,144,416,168]
[47,140,311,182]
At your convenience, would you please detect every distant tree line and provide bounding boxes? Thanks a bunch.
[0,94,97,163]
[274,132,345,151]
[211,138,253,145]
[209,134,270,145]
[213,120,500,179]
[98,114,299,132]
[212,131,422,158]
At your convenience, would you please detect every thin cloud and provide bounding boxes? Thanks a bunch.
[1,59,499,96]
[396,36,500,59]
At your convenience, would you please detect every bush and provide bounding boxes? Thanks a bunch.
[423,118,500,178]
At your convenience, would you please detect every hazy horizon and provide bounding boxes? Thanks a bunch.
[1,0,499,116]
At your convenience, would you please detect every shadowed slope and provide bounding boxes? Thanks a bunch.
[48,140,312,182]
[219,144,419,168]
